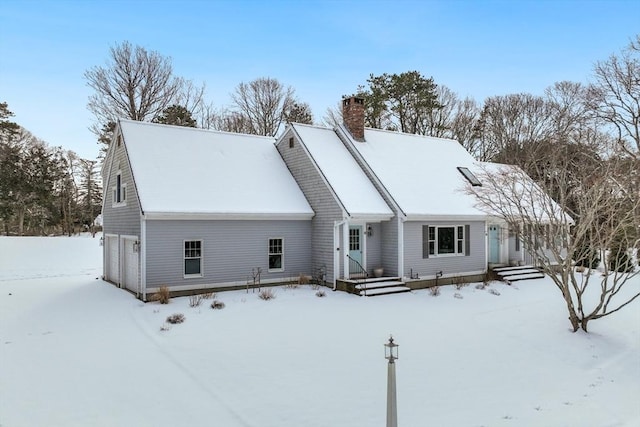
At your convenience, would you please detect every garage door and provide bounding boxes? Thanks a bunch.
[105,235,119,283]
[122,237,139,293]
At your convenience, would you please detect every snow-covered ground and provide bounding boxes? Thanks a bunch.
[1,234,638,427]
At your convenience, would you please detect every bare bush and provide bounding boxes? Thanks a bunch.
[210,300,225,310]
[298,273,309,285]
[453,293,464,299]
[189,294,203,307]
[315,290,326,298]
[453,276,468,290]
[202,292,215,299]
[258,288,276,301]
[428,286,440,297]
[152,286,170,304]
[166,313,185,324]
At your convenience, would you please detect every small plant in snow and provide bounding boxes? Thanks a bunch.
[160,323,171,332]
[258,288,276,300]
[315,290,326,297]
[453,276,468,290]
[488,288,501,296]
[285,281,299,289]
[166,313,185,324]
[210,300,225,309]
[298,273,309,285]
[475,283,486,290]
[153,286,171,304]
[428,286,440,297]
[189,294,203,307]
[453,292,463,299]
[202,292,215,299]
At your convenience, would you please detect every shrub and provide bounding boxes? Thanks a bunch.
[475,283,486,290]
[453,276,467,290]
[298,273,309,285]
[258,288,276,300]
[609,246,635,273]
[202,292,215,299]
[315,290,326,297]
[453,292,463,299]
[166,313,185,324]
[574,244,600,269]
[488,288,501,296]
[189,294,203,307]
[285,281,299,289]
[153,286,170,304]
[210,300,225,310]
[428,286,440,297]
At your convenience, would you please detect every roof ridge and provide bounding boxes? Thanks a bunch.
[118,119,276,141]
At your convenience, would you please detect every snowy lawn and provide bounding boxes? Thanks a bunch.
[1,235,638,427]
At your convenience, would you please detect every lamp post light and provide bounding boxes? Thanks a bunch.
[384,335,399,427]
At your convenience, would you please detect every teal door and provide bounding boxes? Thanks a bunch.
[488,225,501,263]
[349,226,363,273]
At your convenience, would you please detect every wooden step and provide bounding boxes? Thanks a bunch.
[355,280,405,290]
[496,268,540,276]
[503,273,545,282]
[492,265,536,272]
[359,286,411,296]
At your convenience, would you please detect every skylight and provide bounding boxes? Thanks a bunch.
[457,167,482,186]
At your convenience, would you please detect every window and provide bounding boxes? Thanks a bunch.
[268,238,283,271]
[184,240,202,277]
[349,228,360,251]
[424,225,468,257]
[457,167,482,186]
[289,137,295,148]
[112,171,126,205]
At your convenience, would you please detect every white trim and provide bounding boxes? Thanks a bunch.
[405,214,489,222]
[398,217,404,279]
[143,212,314,221]
[140,217,147,302]
[267,237,284,273]
[426,224,467,257]
[183,239,203,278]
[348,213,394,222]
[121,235,140,295]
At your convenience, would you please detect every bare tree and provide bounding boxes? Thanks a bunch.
[85,41,182,131]
[467,155,639,333]
[589,34,640,157]
[230,77,295,136]
[450,96,481,155]
[208,107,253,134]
[321,102,343,129]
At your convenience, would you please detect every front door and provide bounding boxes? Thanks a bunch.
[488,225,501,264]
[349,226,363,274]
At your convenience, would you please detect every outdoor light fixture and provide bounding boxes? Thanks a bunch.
[133,240,140,253]
[367,225,373,237]
[384,335,399,427]
[99,236,104,247]
[385,335,398,362]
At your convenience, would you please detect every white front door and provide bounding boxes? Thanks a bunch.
[349,226,363,274]
[122,237,139,293]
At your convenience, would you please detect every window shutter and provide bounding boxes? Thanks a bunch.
[422,225,429,259]
[465,224,470,256]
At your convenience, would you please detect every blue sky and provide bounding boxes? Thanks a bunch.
[1,0,638,160]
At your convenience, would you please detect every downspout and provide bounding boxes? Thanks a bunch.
[140,215,147,301]
[397,215,405,279]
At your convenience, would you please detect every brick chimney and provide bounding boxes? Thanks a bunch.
[342,96,365,141]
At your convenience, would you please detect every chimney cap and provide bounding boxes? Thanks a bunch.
[343,96,364,107]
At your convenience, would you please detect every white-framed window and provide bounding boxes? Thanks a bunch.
[424,225,467,257]
[112,170,127,206]
[268,238,283,271]
[184,240,202,277]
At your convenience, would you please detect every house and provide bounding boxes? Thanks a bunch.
[101,120,313,300]
[102,98,549,300]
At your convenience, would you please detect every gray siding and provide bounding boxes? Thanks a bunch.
[102,137,141,237]
[145,219,311,288]
[403,221,486,278]
[380,217,399,276]
[277,129,344,282]
[365,222,382,274]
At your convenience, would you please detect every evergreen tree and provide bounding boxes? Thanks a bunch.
[153,104,197,127]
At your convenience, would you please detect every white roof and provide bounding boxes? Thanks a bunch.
[347,126,486,219]
[118,120,314,219]
[290,124,393,220]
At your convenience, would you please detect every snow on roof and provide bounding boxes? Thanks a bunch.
[290,124,393,219]
[347,127,486,219]
[118,120,313,218]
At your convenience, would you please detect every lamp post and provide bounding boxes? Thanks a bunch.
[384,335,399,427]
